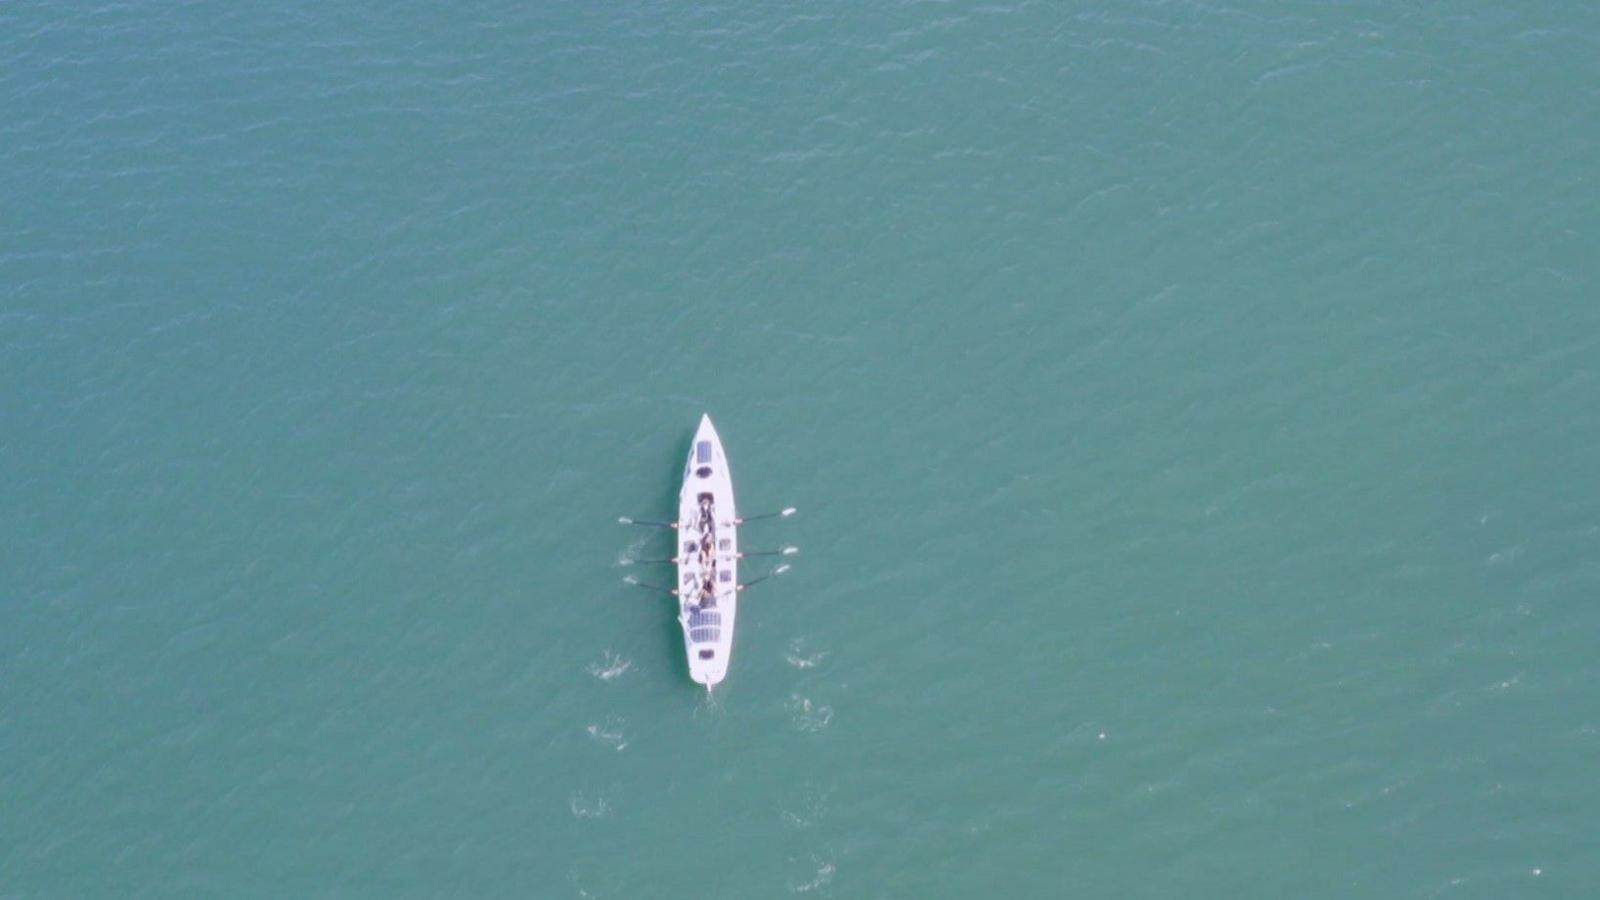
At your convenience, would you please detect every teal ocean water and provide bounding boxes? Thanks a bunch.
[4,1,1598,896]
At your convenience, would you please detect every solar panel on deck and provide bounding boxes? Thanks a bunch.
[689,611,721,628]
[690,627,720,643]
[695,441,712,463]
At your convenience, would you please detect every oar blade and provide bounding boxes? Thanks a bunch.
[623,575,677,596]
[619,516,677,529]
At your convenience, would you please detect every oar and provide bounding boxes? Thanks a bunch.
[622,575,678,596]
[618,516,678,529]
[737,564,791,592]
[726,507,797,525]
[740,546,799,558]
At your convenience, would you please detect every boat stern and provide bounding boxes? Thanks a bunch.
[688,649,729,689]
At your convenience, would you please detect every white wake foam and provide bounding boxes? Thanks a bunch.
[569,792,612,819]
[789,860,836,893]
[785,638,829,669]
[787,695,833,732]
[588,650,633,682]
[585,716,628,751]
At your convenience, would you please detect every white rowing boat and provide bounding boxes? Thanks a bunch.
[678,414,737,688]
[620,414,795,691]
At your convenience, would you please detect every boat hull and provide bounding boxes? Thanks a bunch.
[677,415,737,687]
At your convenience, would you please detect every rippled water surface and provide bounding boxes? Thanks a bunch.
[4,1,1598,896]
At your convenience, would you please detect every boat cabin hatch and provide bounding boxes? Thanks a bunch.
[699,649,715,659]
